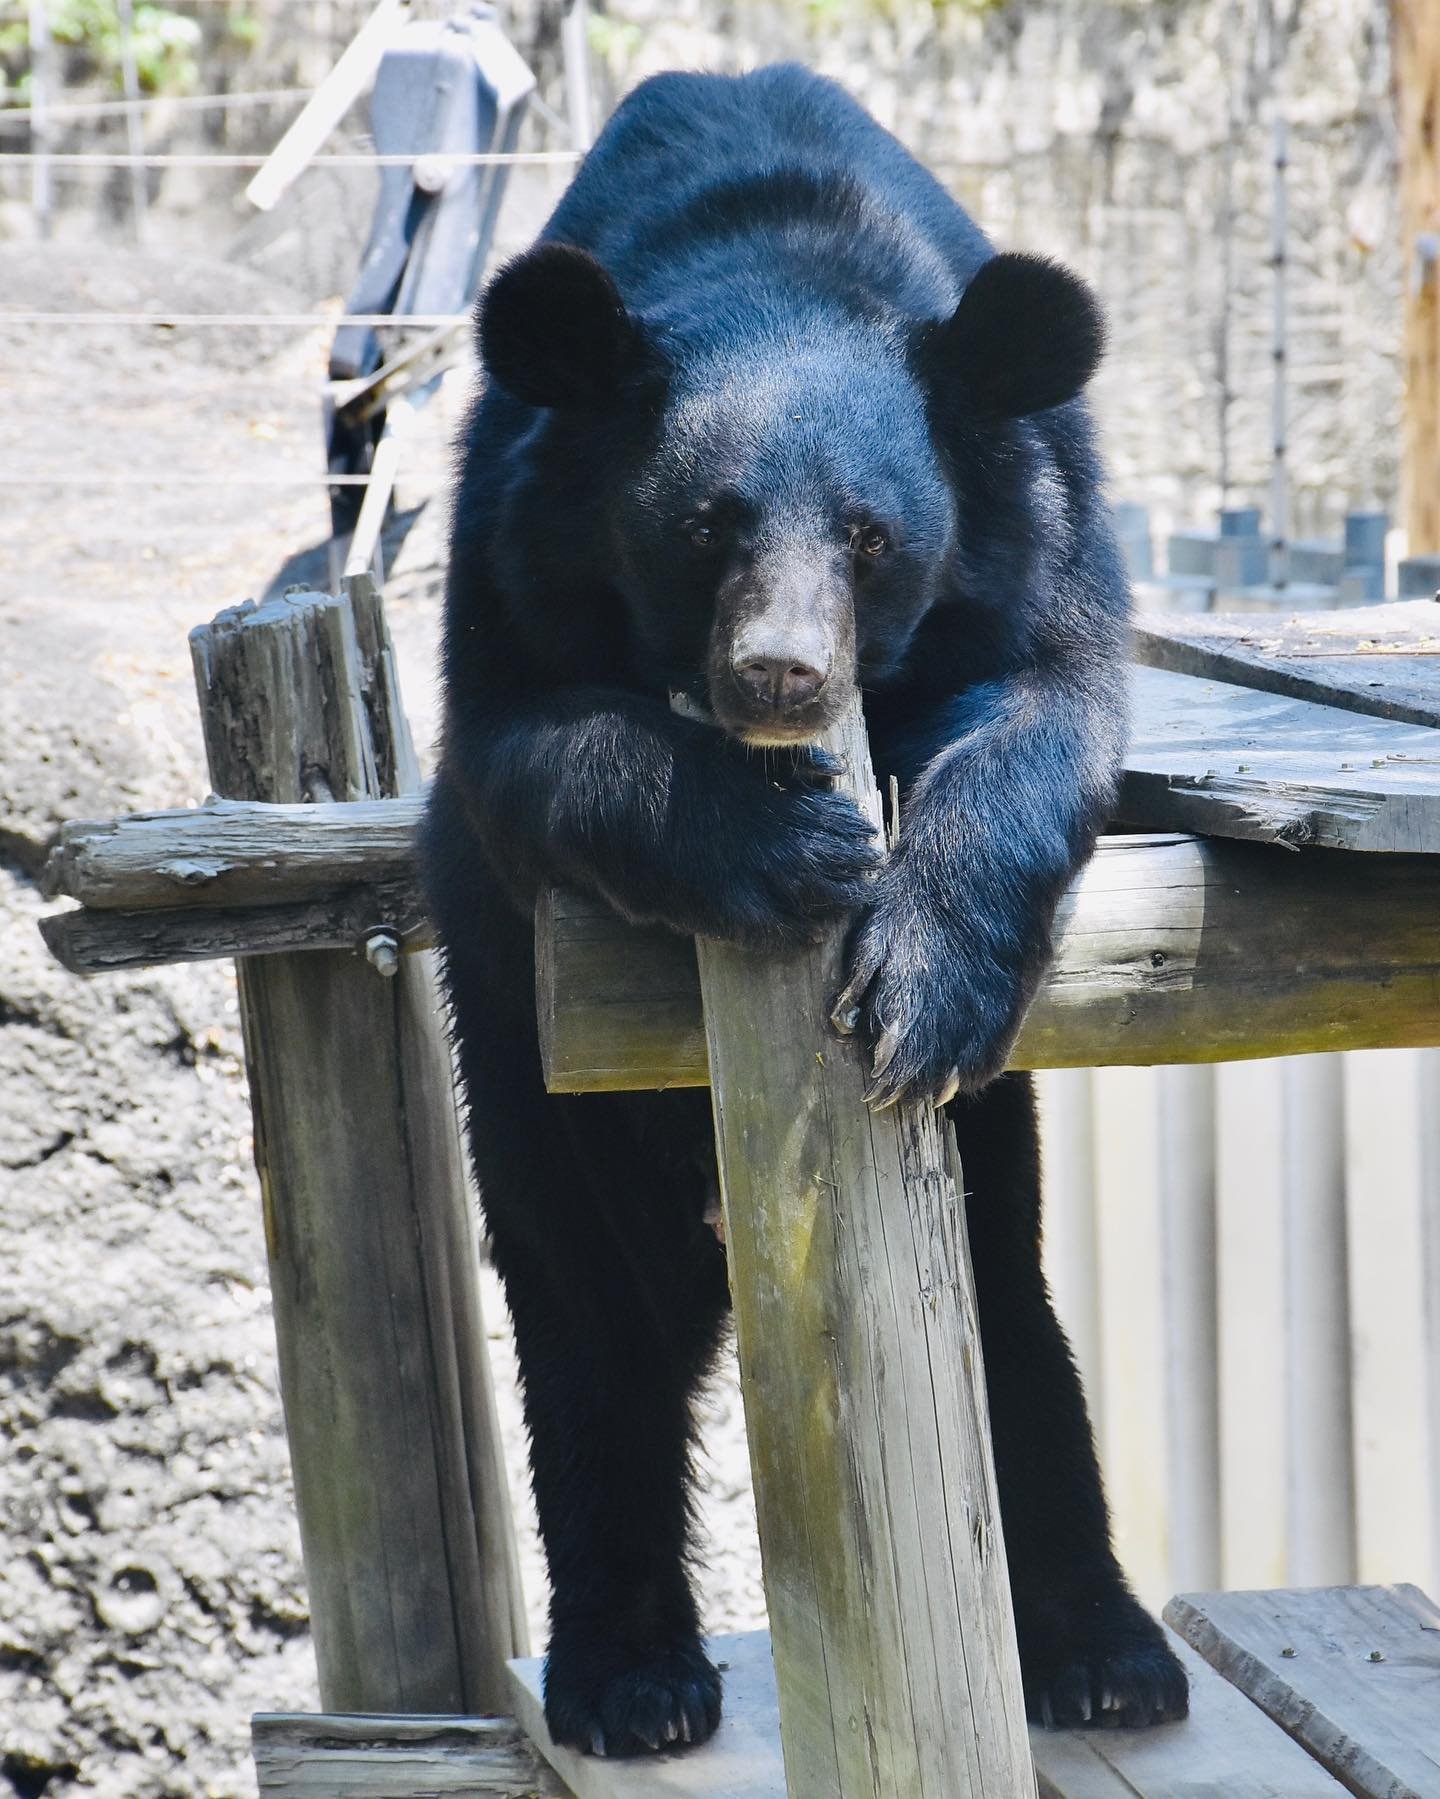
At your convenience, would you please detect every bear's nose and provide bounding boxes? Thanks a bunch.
[732,654,828,711]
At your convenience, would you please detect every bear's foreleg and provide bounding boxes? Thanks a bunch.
[441,692,880,947]
[841,665,1124,1107]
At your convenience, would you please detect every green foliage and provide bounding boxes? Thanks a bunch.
[0,0,208,106]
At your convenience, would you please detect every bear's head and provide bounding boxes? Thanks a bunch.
[479,242,1103,744]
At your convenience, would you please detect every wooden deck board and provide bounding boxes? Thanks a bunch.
[1125,666,1440,852]
[508,1626,1353,1799]
[1133,600,1440,729]
[1165,1584,1440,1798]
[252,1711,564,1795]
[1032,1635,1347,1797]
[508,1634,785,1799]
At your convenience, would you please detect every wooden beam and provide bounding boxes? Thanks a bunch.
[43,819,1440,1070]
[537,833,1440,1093]
[39,879,427,977]
[251,1712,564,1797]
[192,581,527,1715]
[1396,0,1440,554]
[41,797,422,911]
[1165,1584,1440,1797]
[683,694,1032,1797]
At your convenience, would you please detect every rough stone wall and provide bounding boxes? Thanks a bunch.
[588,0,1400,540]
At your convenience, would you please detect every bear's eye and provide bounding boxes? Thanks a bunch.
[851,525,889,557]
[688,522,720,551]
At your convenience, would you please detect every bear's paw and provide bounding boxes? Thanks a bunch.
[543,1631,723,1758]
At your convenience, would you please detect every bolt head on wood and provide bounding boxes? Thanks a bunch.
[364,930,400,977]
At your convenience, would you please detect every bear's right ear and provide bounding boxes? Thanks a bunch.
[477,243,663,410]
[920,252,1105,421]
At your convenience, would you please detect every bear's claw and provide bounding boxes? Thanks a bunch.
[544,1636,723,1759]
[1030,1640,1189,1731]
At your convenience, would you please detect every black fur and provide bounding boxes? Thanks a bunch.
[424,63,1186,1757]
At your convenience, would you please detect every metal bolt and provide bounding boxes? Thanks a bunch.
[364,930,400,978]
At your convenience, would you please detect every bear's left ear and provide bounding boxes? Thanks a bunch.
[919,252,1105,421]
[478,242,665,410]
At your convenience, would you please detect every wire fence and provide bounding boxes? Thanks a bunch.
[1,149,578,166]
[0,87,315,125]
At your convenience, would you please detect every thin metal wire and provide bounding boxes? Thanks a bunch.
[1,312,470,326]
[0,149,579,167]
[0,472,388,485]
[0,86,313,125]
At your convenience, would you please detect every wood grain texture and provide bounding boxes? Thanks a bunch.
[252,1712,564,1797]
[537,833,1440,1093]
[1125,665,1440,851]
[193,583,528,1717]
[1165,1584,1440,1798]
[689,694,1033,1798]
[1132,604,1440,730]
[41,797,423,910]
[39,877,427,975]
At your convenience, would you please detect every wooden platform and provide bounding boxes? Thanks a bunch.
[506,1622,1354,1799]
[253,1586,1440,1796]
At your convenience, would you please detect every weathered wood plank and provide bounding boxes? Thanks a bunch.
[39,878,427,976]
[508,1633,784,1799]
[511,1626,1349,1799]
[685,693,1031,1796]
[41,797,422,910]
[252,1711,565,1797]
[537,833,1440,1092]
[1165,1584,1440,1798]
[1133,602,1440,729]
[1031,1633,1348,1797]
[194,584,527,1717]
[1125,666,1440,851]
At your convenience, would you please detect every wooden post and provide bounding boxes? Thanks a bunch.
[190,580,527,1713]
[1395,0,1440,554]
[689,696,1034,1798]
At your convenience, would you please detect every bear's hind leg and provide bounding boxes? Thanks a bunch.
[465,1040,731,1757]
[952,1073,1189,1730]
[499,1217,729,1757]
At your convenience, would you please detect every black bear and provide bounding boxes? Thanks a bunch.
[424,62,1188,1757]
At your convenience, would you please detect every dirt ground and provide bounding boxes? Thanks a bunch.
[0,243,764,1799]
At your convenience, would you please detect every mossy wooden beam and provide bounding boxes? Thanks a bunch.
[538,833,1440,1093]
[686,694,1033,1798]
